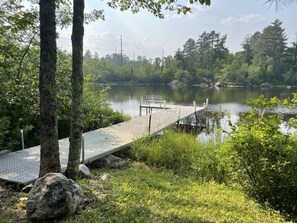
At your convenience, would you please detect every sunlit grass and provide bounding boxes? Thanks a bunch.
[0,162,288,223]
[131,130,225,182]
[67,163,286,223]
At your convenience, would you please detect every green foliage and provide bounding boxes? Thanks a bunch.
[57,52,128,138]
[221,95,297,214]
[83,76,128,131]
[0,45,126,151]
[131,130,224,182]
[107,0,211,19]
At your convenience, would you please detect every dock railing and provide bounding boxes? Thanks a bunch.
[139,95,167,116]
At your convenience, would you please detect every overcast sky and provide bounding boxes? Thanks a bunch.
[57,0,297,59]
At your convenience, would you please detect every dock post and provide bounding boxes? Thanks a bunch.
[81,136,85,163]
[139,102,142,117]
[193,101,199,128]
[20,129,25,150]
[205,98,209,131]
[176,108,181,131]
[148,114,152,135]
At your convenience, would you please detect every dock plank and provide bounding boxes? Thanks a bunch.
[0,106,205,185]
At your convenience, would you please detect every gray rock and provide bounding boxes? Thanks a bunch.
[26,173,83,221]
[261,82,271,88]
[215,82,225,88]
[93,155,126,168]
[78,164,93,179]
[22,183,33,193]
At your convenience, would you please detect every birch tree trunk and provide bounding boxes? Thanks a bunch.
[39,0,60,177]
[66,0,85,179]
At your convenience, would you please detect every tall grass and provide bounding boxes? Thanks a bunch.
[131,130,225,182]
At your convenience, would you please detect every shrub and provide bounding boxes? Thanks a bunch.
[220,95,297,214]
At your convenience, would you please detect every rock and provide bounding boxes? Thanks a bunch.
[22,183,33,193]
[261,82,271,88]
[26,173,83,221]
[100,173,112,181]
[92,155,126,168]
[78,164,93,179]
[215,82,225,88]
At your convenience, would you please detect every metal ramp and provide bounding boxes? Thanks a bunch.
[0,106,206,186]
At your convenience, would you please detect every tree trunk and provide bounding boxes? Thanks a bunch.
[66,0,85,180]
[39,0,60,177]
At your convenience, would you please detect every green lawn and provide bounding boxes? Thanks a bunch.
[62,162,288,223]
[0,162,290,222]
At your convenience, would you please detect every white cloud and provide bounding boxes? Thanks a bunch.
[221,14,266,26]
[100,31,118,40]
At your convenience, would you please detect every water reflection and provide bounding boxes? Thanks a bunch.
[107,85,296,116]
[107,85,296,138]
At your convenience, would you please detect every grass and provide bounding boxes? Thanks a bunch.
[131,130,224,182]
[0,162,290,223]
[66,163,287,223]
[0,130,293,222]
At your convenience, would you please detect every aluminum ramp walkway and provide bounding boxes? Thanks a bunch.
[0,105,206,186]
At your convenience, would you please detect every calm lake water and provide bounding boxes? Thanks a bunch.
[107,85,296,116]
[106,85,296,137]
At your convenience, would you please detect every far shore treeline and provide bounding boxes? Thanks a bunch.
[84,19,296,87]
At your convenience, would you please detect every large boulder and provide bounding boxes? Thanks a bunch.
[26,173,83,221]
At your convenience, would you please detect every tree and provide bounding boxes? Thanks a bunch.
[39,0,60,176]
[253,20,287,83]
[107,0,211,18]
[0,1,40,151]
[66,0,85,179]
[182,38,197,78]
[241,32,261,65]
[83,49,92,60]
[266,0,297,9]
[196,31,229,80]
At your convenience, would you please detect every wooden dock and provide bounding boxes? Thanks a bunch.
[0,105,206,186]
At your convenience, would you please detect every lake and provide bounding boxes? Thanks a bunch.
[106,85,296,137]
[107,85,296,116]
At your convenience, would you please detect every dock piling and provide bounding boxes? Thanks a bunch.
[20,129,25,150]
[148,114,152,135]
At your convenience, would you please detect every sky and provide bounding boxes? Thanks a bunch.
[57,0,297,59]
